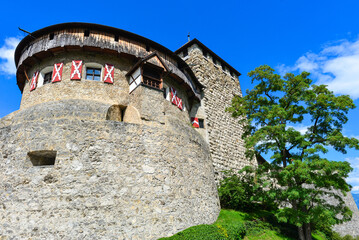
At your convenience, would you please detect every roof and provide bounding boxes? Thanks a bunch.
[175,38,241,77]
[15,22,171,67]
[126,52,170,76]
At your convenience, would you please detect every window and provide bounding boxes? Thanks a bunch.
[84,29,90,37]
[183,48,188,57]
[86,67,101,81]
[28,150,57,166]
[49,33,54,40]
[38,66,53,87]
[43,72,53,85]
[142,65,162,89]
[203,50,208,58]
[199,119,204,128]
[114,35,119,42]
[213,58,217,65]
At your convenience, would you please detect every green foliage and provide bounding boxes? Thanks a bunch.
[158,224,227,240]
[158,221,245,240]
[218,166,271,211]
[218,166,278,212]
[226,65,359,240]
[159,209,358,240]
[315,224,359,240]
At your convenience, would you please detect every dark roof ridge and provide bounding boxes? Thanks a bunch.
[175,38,241,76]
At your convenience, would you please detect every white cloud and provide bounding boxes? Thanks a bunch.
[345,157,359,194]
[287,125,309,135]
[0,37,20,75]
[279,38,359,100]
[352,186,359,193]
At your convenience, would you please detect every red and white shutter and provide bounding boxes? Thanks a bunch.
[103,63,114,84]
[177,97,183,110]
[30,71,39,91]
[170,87,178,106]
[191,117,199,128]
[52,63,63,83]
[170,87,183,110]
[70,60,83,80]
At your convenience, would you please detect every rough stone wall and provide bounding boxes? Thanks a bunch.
[0,99,220,240]
[326,191,359,236]
[184,45,257,180]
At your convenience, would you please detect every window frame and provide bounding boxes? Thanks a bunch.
[84,63,103,81]
[199,119,205,128]
[38,66,53,87]
[141,64,163,90]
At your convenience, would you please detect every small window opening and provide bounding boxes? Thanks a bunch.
[183,48,188,57]
[43,71,53,85]
[106,105,127,122]
[84,29,90,37]
[114,35,119,42]
[86,67,101,81]
[146,45,150,52]
[199,119,204,128]
[28,150,57,166]
[163,88,168,99]
[203,50,208,58]
[49,33,55,40]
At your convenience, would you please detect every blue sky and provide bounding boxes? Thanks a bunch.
[0,0,359,193]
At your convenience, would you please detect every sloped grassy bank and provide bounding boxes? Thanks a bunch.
[158,209,358,240]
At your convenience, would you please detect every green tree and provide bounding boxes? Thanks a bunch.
[227,65,359,240]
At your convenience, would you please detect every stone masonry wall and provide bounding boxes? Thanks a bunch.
[328,191,359,236]
[0,99,220,240]
[184,45,257,180]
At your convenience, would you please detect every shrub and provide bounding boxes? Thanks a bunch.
[218,166,276,211]
[158,223,246,240]
[219,223,246,239]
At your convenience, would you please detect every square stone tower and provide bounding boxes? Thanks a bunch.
[176,39,257,180]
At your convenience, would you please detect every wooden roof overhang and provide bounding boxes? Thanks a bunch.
[14,22,203,100]
[127,52,170,76]
[126,52,201,100]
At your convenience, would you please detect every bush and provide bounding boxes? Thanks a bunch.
[218,167,257,211]
[312,224,359,240]
[219,223,246,239]
[158,223,246,240]
[218,166,276,211]
[158,224,226,240]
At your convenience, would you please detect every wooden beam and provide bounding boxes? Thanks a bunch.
[32,55,41,63]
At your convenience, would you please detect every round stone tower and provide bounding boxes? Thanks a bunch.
[0,23,220,239]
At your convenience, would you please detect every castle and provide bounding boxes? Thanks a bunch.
[0,23,254,239]
[0,22,357,239]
